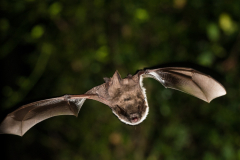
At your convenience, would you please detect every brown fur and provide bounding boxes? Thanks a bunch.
[86,71,148,124]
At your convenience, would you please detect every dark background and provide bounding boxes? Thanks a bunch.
[0,0,239,159]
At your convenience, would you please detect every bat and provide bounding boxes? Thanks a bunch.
[0,67,226,136]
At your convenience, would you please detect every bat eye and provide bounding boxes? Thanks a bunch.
[116,105,127,115]
[124,97,131,101]
[138,105,142,110]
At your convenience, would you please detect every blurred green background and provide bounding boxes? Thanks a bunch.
[0,0,238,159]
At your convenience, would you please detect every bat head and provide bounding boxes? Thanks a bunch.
[108,71,149,125]
[111,93,149,125]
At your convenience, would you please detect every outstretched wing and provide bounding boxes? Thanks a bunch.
[142,67,226,102]
[0,94,102,136]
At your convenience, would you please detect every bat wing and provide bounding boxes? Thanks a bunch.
[142,67,226,102]
[0,94,104,136]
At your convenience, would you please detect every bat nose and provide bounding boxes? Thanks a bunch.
[130,113,140,123]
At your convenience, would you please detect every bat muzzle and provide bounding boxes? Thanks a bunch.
[130,113,140,123]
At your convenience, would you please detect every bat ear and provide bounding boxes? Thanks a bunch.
[112,70,122,86]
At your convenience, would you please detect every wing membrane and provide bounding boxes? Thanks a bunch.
[0,95,88,136]
[144,67,226,102]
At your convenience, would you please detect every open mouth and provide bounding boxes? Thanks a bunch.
[130,113,139,123]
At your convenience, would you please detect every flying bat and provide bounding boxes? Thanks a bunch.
[0,67,226,136]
